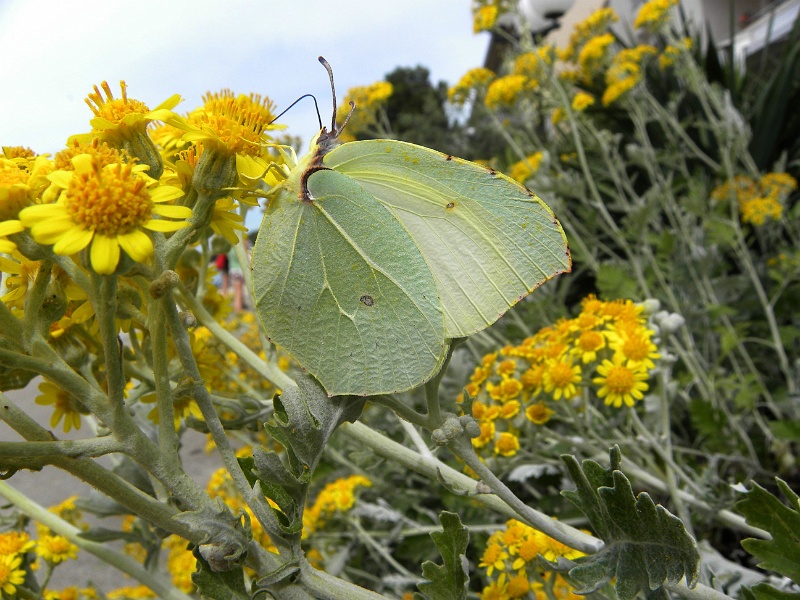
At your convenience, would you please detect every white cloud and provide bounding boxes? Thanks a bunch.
[0,0,487,152]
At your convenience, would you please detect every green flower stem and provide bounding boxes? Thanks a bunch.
[0,437,124,466]
[370,395,430,429]
[733,238,796,396]
[91,273,127,406]
[642,94,720,172]
[150,296,180,461]
[296,555,387,600]
[448,435,603,554]
[0,300,23,343]
[176,282,295,391]
[424,342,457,428]
[87,273,209,510]
[161,299,292,555]
[21,259,53,340]
[165,188,228,268]
[0,393,200,541]
[0,480,194,600]
[343,421,602,554]
[556,82,652,298]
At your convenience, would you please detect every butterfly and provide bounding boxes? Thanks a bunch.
[252,58,570,397]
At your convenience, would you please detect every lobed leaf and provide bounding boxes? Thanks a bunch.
[561,447,700,600]
[415,511,470,600]
[735,478,800,584]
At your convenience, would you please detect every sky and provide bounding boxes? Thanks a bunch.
[0,0,488,155]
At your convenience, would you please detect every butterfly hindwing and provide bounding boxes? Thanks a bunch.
[253,166,446,396]
[324,139,571,339]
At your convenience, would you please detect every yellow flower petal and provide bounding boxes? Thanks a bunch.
[143,219,191,232]
[151,204,193,218]
[18,203,68,226]
[0,220,24,236]
[150,185,185,204]
[117,229,154,263]
[90,234,121,275]
[52,227,94,256]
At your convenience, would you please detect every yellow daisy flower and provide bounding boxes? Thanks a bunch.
[525,401,555,425]
[0,554,26,596]
[18,154,190,275]
[0,530,35,556]
[543,358,581,400]
[34,380,84,432]
[592,357,650,407]
[36,533,78,564]
[495,431,521,457]
[0,220,24,254]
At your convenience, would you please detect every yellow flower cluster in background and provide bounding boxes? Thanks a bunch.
[448,67,497,105]
[303,475,372,535]
[459,296,661,457]
[506,152,544,184]
[634,0,679,31]
[602,45,658,105]
[0,498,86,599]
[335,81,394,142]
[711,172,797,226]
[478,519,584,599]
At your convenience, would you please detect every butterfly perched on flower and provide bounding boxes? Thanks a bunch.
[253,58,570,396]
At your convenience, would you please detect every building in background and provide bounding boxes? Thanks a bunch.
[483,0,799,71]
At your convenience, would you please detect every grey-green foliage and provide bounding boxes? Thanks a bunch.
[250,374,366,539]
[736,478,800,598]
[560,447,700,600]
[415,511,470,600]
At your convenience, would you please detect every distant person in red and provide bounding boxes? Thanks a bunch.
[216,244,248,311]
[216,252,230,296]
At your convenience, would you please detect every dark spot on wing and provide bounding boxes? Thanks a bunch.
[446,201,456,209]
[445,155,453,161]
[360,295,375,307]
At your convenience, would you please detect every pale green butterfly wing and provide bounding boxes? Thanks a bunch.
[323,140,571,339]
[252,167,446,396]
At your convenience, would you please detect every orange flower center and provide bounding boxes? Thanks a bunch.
[604,365,635,393]
[191,94,273,156]
[577,330,604,351]
[86,81,150,124]
[549,362,576,387]
[622,336,650,360]
[66,162,152,236]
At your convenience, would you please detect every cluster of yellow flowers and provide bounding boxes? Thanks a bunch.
[448,67,497,105]
[659,38,693,69]
[477,519,584,600]
[506,152,544,184]
[710,172,797,226]
[335,81,394,142]
[602,45,658,105]
[0,498,85,599]
[3,92,297,431]
[559,7,619,63]
[634,0,679,31]
[473,3,500,32]
[483,47,555,110]
[459,296,660,457]
[0,80,284,276]
[303,475,372,535]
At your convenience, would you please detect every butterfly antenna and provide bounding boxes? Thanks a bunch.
[268,93,322,130]
[318,56,339,132]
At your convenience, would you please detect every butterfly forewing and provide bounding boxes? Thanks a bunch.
[253,167,447,396]
[324,140,571,339]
